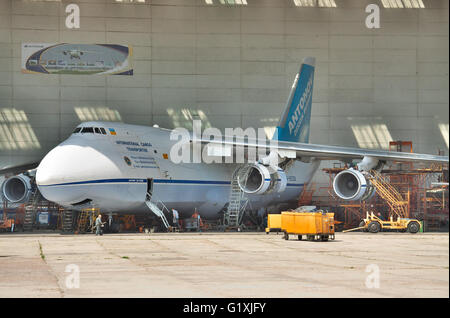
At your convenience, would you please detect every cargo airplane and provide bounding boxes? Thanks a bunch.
[1,57,448,224]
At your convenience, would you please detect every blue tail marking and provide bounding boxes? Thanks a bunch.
[272,57,315,143]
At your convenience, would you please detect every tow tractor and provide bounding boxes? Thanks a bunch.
[344,211,421,233]
[343,169,423,234]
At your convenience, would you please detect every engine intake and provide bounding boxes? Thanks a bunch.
[333,169,375,201]
[1,174,32,203]
[237,164,287,195]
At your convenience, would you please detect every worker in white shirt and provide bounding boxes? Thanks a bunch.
[172,208,179,228]
[95,214,105,236]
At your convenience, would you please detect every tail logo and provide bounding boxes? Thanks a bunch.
[288,75,313,137]
[272,57,315,143]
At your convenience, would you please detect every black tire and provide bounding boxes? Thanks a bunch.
[298,235,302,241]
[321,235,329,242]
[284,232,289,240]
[359,221,368,232]
[407,221,420,234]
[368,221,381,233]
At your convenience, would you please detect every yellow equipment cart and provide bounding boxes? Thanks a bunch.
[265,214,282,234]
[281,211,335,241]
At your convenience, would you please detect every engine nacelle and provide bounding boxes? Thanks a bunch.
[237,164,287,195]
[333,169,375,201]
[1,174,32,203]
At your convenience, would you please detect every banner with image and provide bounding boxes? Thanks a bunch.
[22,43,133,75]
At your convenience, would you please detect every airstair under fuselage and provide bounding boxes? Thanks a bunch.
[145,194,170,229]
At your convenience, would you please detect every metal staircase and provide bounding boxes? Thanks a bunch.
[62,210,75,233]
[23,187,66,231]
[145,193,170,229]
[298,182,315,206]
[368,170,409,218]
[224,166,250,227]
[23,188,41,231]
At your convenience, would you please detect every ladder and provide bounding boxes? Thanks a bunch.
[368,170,409,218]
[23,186,65,231]
[298,182,316,206]
[76,208,100,234]
[62,210,75,233]
[76,211,90,233]
[145,194,170,230]
[23,188,41,231]
[224,166,250,227]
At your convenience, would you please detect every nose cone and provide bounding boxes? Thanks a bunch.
[36,144,84,204]
[36,144,81,187]
[36,141,119,204]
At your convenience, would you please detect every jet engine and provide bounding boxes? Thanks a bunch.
[1,174,32,203]
[333,168,375,201]
[237,164,287,195]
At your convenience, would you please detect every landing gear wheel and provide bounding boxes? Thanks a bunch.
[284,232,289,240]
[298,235,302,241]
[407,221,420,234]
[368,221,381,233]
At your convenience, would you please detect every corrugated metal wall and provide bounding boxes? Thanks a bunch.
[0,0,448,182]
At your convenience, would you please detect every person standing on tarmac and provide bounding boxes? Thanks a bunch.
[95,214,105,236]
[172,208,179,228]
[192,208,203,231]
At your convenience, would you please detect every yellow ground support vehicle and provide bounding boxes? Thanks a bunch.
[265,214,282,234]
[281,212,335,241]
[348,212,421,234]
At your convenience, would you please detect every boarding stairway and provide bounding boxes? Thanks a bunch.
[23,188,41,231]
[224,166,250,227]
[145,193,171,230]
[367,170,409,218]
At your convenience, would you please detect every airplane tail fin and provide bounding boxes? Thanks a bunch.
[272,57,315,143]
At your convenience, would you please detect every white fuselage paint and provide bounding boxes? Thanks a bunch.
[36,122,320,219]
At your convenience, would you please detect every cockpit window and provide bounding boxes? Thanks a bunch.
[75,127,107,135]
[81,127,94,134]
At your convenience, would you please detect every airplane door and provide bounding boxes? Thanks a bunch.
[147,178,153,198]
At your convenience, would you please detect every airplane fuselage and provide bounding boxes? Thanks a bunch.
[36,122,319,219]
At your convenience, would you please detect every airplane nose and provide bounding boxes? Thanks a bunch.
[36,141,119,204]
[36,144,80,187]
[36,144,81,204]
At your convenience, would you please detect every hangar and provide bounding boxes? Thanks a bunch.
[0,0,448,232]
[0,0,449,300]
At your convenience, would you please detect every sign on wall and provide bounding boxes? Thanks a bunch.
[21,43,133,75]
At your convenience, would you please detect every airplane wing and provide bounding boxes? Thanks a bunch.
[0,161,39,176]
[199,137,448,164]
